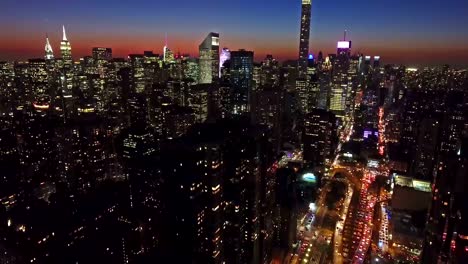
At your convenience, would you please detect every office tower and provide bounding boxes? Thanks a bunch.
[92,47,112,61]
[258,55,280,88]
[298,0,312,78]
[60,25,72,67]
[92,47,112,79]
[162,34,174,64]
[346,55,359,112]
[298,55,319,113]
[302,108,338,167]
[189,84,209,123]
[163,47,174,64]
[252,62,261,93]
[182,57,200,84]
[128,54,146,93]
[317,57,332,110]
[330,37,351,117]
[295,78,308,113]
[199,32,220,84]
[44,35,54,60]
[373,56,381,69]
[28,59,49,97]
[360,55,371,75]
[230,49,254,114]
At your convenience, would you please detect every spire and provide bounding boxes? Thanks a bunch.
[45,34,52,52]
[62,25,68,41]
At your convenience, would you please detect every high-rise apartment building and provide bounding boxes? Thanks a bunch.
[423,137,468,263]
[155,118,273,264]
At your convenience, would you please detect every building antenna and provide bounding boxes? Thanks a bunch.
[344,30,347,41]
[165,32,168,47]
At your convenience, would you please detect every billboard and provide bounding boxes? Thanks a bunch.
[337,41,351,49]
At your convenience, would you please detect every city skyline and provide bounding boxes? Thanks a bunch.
[2,0,468,66]
[1,1,468,263]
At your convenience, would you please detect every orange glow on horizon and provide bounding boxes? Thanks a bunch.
[1,34,468,65]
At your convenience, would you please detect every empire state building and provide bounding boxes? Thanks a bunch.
[60,25,72,67]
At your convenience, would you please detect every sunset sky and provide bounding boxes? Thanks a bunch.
[2,0,468,65]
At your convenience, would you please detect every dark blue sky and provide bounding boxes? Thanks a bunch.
[2,0,468,65]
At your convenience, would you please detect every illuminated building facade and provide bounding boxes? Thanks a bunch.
[330,40,351,117]
[28,59,49,97]
[45,35,54,60]
[128,54,146,94]
[258,55,280,88]
[163,46,174,64]
[183,57,200,83]
[423,114,468,263]
[60,25,72,68]
[199,32,220,84]
[298,55,319,113]
[92,47,112,61]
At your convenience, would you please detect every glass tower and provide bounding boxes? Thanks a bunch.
[199,32,220,84]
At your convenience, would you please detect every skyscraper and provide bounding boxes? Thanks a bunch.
[298,0,312,78]
[154,118,272,263]
[163,35,175,64]
[330,37,351,117]
[199,32,220,84]
[230,49,254,114]
[303,109,338,167]
[60,25,72,67]
[44,35,54,60]
[92,47,112,61]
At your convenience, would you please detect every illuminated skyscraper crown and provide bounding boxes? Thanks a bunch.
[45,35,54,60]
